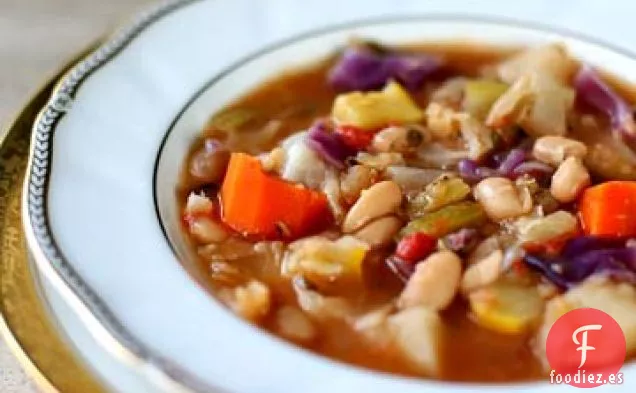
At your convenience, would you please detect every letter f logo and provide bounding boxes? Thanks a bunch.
[572,324,603,368]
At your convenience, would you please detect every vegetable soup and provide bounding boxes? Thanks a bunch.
[177,41,636,382]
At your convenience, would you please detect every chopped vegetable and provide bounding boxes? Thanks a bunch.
[387,307,443,376]
[395,232,437,263]
[424,102,462,139]
[511,160,554,179]
[306,121,355,169]
[208,107,257,132]
[469,282,544,334]
[279,132,328,189]
[386,255,416,283]
[463,79,508,119]
[384,166,451,193]
[574,64,636,138]
[340,165,377,204]
[496,44,574,84]
[407,175,471,217]
[579,181,636,237]
[525,246,636,290]
[220,153,331,239]
[459,116,496,160]
[486,72,575,137]
[335,125,375,150]
[292,276,354,321]
[496,148,526,176]
[443,228,479,253]
[514,210,579,249]
[401,201,487,238]
[282,236,369,289]
[332,81,424,130]
[539,279,636,356]
[457,159,499,182]
[355,151,405,170]
[328,47,442,92]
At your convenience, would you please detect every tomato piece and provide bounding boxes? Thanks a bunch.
[395,233,437,263]
[335,125,375,150]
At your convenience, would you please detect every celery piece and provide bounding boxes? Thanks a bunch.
[408,176,471,218]
[401,201,487,238]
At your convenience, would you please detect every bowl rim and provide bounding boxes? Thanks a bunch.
[22,1,636,391]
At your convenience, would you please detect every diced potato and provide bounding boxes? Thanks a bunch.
[282,236,369,289]
[388,307,442,376]
[469,282,544,334]
[332,81,424,130]
[535,278,636,370]
[514,210,578,247]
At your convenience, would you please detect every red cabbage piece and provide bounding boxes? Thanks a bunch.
[524,237,636,289]
[457,159,498,182]
[443,228,479,252]
[306,121,355,169]
[562,236,626,259]
[574,64,636,138]
[497,148,527,176]
[328,47,442,92]
[511,160,554,179]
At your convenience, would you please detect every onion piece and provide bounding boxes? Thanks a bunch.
[574,64,636,138]
[328,47,442,92]
[306,121,354,169]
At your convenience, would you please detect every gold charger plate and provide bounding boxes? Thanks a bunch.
[0,47,106,393]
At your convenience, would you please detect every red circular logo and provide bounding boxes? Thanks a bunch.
[546,308,625,388]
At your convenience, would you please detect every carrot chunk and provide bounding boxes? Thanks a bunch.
[220,153,331,239]
[579,181,636,237]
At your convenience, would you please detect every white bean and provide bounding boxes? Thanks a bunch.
[189,216,229,243]
[353,216,402,248]
[533,136,588,166]
[398,250,462,311]
[473,177,533,221]
[342,181,402,233]
[460,250,503,294]
[550,157,591,203]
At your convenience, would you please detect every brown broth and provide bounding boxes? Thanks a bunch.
[179,43,636,382]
